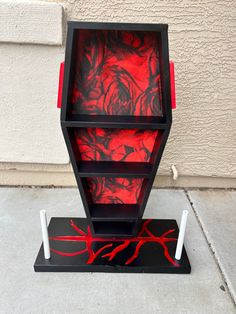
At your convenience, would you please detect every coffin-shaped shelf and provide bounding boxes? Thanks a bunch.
[60,22,172,237]
[90,204,139,220]
[77,161,152,177]
[62,115,169,130]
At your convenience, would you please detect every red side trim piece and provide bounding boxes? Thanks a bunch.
[57,62,64,109]
[169,61,176,109]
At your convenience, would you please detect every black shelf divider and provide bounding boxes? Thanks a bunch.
[77,161,152,177]
[61,115,169,130]
[89,204,139,220]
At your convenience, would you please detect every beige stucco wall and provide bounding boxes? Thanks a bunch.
[0,0,236,187]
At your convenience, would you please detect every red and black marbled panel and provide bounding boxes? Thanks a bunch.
[71,30,162,116]
[86,177,144,204]
[75,128,158,162]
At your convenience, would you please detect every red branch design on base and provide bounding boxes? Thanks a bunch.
[50,219,179,266]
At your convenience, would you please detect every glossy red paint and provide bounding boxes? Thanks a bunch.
[57,62,64,109]
[169,61,176,110]
[50,219,179,266]
[86,177,144,204]
[71,30,162,116]
[75,128,158,162]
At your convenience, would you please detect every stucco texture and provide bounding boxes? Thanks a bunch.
[0,1,69,164]
[0,0,235,187]
[45,0,236,178]
[0,43,69,164]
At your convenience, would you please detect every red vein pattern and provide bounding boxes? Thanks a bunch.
[85,177,144,204]
[71,30,162,116]
[50,219,179,266]
[75,128,158,162]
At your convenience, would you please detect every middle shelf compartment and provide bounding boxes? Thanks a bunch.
[65,126,164,177]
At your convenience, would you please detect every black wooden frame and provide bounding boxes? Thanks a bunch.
[61,21,172,237]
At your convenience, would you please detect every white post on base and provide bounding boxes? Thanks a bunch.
[175,210,189,260]
[40,209,50,259]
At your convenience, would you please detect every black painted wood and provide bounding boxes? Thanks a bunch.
[93,220,136,237]
[77,161,152,177]
[90,204,139,220]
[34,218,191,273]
[60,21,173,237]
[62,115,168,129]
[33,22,192,275]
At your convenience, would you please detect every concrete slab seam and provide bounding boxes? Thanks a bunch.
[184,189,236,306]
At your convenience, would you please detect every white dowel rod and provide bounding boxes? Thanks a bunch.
[171,164,178,180]
[40,209,50,259]
[175,210,189,260]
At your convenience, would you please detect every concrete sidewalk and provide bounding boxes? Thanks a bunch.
[0,188,235,314]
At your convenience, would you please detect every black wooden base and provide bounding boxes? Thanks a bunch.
[34,218,191,273]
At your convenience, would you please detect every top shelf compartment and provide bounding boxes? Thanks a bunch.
[61,22,172,125]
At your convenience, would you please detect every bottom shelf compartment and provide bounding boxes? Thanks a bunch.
[92,220,136,237]
[90,204,139,220]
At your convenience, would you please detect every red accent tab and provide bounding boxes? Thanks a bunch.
[169,61,176,109]
[57,62,64,109]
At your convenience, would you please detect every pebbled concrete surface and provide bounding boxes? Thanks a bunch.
[188,189,236,303]
[0,188,235,313]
